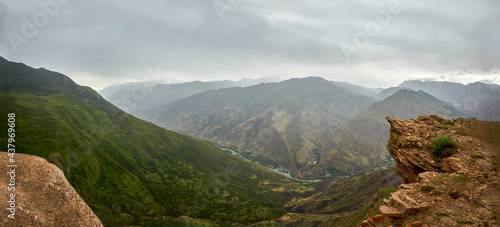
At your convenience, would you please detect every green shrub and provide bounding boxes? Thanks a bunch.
[431,135,457,158]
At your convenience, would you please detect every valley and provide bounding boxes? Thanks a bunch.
[1,56,498,226]
[104,77,494,180]
[1,1,497,226]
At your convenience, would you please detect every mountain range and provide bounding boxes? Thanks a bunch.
[387,80,500,121]
[99,78,281,119]
[0,57,315,226]
[145,77,377,176]
[3,56,498,226]
[115,77,492,178]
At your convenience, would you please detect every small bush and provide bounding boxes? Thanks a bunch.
[420,185,434,191]
[431,135,457,158]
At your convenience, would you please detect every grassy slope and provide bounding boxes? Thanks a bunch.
[285,168,401,215]
[0,59,315,226]
[276,168,401,226]
[323,187,398,227]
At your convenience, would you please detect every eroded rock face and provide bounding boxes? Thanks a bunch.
[362,116,500,227]
[0,152,103,227]
[386,116,464,183]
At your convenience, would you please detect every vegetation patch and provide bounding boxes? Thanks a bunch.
[420,185,434,191]
[432,174,471,192]
[470,154,483,159]
[435,212,449,217]
[457,219,474,224]
[430,135,457,158]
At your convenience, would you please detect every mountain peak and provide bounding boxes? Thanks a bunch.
[0,58,110,106]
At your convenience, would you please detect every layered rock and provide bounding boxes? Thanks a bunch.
[386,116,467,183]
[361,115,500,227]
[0,152,103,226]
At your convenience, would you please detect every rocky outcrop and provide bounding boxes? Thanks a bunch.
[361,115,500,226]
[386,116,466,183]
[0,152,103,227]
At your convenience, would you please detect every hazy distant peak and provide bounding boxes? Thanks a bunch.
[398,80,464,87]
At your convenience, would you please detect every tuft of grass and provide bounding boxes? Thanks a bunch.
[470,154,483,159]
[431,115,446,122]
[420,185,434,191]
[435,212,449,216]
[457,220,474,224]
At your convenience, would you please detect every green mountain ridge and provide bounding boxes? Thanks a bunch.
[0,57,316,226]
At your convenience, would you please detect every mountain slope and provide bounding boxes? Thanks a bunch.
[286,167,402,215]
[0,58,314,226]
[307,90,467,178]
[145,77,376,177]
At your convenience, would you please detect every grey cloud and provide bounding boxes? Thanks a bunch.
[0,0,498,89]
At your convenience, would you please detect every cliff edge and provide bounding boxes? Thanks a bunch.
[0,152,103,226]
[361,115,499,227]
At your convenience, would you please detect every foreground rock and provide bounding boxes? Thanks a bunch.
[0,152,103,226]
[361,115,500,227]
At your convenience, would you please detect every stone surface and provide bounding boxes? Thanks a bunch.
[0,152,103,227]
[361,116,500,227]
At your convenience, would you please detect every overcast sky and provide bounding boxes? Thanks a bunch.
[0,0,499,90]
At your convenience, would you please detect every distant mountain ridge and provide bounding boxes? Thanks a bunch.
[99,78,282,118]
[146,77,377,177]
[394,80,500,121]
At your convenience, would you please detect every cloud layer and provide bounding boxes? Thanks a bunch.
[0,0,499,89]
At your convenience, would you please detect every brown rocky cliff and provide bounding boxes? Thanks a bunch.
[0,152,103,227]
[361,115,500,227]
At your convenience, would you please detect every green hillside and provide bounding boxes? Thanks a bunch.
[276,168,401,226]
[286,167,401,215]
[0,58,315,226]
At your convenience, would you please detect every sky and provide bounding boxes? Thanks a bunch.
[0,0,499,90]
